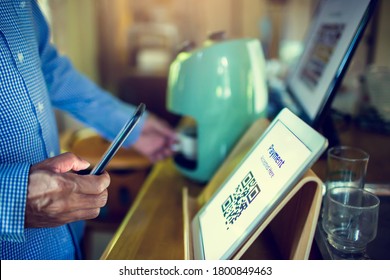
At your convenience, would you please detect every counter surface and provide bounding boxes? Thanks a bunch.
[101,118,390,260]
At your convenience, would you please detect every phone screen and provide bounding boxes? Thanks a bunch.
[90,103,146,175]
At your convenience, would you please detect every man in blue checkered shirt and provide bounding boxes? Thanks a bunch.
[0,0,176,259]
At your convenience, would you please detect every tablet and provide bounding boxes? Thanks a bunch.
[191,108,328,259]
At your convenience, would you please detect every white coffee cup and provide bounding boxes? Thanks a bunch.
[173,126,197,160]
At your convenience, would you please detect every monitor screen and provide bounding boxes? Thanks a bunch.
[286,0,377,127]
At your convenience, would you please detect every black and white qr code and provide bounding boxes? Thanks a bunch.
[221,171,261,230]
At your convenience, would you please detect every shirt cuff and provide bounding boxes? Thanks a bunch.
[0,163,30,242]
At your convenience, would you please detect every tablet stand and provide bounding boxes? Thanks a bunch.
[182,118,324,260]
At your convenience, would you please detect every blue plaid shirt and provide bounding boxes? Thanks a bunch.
[0,0,143,259]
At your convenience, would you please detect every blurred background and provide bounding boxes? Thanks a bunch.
[37,0,389,259]
[39,0,389,132]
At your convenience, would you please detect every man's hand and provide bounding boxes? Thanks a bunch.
[133,114,177,162]
[25,152,110,228]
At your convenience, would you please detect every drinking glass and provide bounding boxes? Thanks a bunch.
[325,146,369,193]
[322,187,380,257]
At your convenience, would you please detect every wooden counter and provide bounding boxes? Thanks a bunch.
[100,158,203,260]
[101,118,324,260]
[101,117,390,260]
[100,119,272,260]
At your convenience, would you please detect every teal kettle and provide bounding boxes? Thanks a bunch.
[167,37,268,182]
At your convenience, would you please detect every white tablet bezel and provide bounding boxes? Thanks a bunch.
[191,108,328,259]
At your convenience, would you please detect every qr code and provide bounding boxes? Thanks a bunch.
[221,171,261,230]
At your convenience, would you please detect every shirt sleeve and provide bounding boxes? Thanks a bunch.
[0,163,30,242]
[31,1,146,147]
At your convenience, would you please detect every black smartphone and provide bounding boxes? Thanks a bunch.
[90,103,146,175]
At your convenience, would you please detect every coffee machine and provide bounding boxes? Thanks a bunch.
[167,37,268,182]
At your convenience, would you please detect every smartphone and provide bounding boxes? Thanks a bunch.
[89,103,146,175]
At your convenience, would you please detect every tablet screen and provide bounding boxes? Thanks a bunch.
[198,120,312,259]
